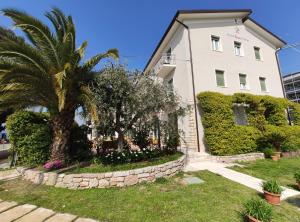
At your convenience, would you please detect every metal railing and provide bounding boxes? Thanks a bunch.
[154,53,176,74]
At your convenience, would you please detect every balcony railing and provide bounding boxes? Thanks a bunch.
[153,54,176,78]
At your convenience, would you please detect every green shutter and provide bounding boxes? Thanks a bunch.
[254,47,261,60]
[260,77,267,91]
[216,71,225,87]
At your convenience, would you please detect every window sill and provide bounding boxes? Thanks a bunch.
[256,59,263,62]
[217,86,228,88]
[212,50,223,53]
[240,88,250,91]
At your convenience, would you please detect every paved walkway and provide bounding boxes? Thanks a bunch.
[184,161,300,200]
[0,199,98,222]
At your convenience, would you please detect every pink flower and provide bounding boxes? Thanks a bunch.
[43,160,63,170]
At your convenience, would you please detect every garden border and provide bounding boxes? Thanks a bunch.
[20,155,185,189]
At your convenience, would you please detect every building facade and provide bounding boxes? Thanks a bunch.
[144,9,286,153]
[283,72,300,103]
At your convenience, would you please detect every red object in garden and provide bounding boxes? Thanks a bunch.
[263,190,281,205]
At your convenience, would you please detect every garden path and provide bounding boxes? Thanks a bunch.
[0,199,98,222]
[184,161,300,200]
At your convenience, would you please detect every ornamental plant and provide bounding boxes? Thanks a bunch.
[43,160,63,171]
[243,198,272,222]
[262,180,283,194]
[295,172,300,183]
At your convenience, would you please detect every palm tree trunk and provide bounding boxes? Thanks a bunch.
[50,110,75,161]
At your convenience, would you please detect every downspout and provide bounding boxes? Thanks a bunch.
[275,48,286,98]
[175,19,201,152]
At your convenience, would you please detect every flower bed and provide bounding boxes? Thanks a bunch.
[20,155,185,189]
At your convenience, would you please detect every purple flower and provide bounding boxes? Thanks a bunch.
[43,160,63,171]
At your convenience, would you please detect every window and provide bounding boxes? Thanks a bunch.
[239,74,247,90]
[215,70,225,87]
[254,47,261,60]
[259,77,267,92]
[211,36,221,51]
[234,42,242,56]
[233,104,248,125]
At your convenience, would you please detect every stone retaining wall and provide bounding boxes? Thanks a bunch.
[21,155,185,189]
[282,150,300,158]
[213,152,264,163]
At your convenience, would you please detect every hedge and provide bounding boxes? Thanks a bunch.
[197,92,300,155]
[6,111,51,166]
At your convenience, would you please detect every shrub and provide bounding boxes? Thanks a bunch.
[197,91,300,155]
[262,125,288,152]
[262,180,283,194]
[295,172,300,183]
[99,147,162,165]
[6,111,51,166]
[197,92,260,155]
[69,124,92,161]
[262,148,275,158]
[243,198,272,222]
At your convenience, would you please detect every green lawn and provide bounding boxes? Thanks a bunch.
[230,157,300,188]
[0,171,299,222]
[66,152,183,174]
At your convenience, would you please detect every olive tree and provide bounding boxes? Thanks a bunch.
[91,65,186,151]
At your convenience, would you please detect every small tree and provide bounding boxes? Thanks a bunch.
[91,65,185,151]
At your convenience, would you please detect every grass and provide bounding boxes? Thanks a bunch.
[65,152,183,174]
[0,171,299,222]
[230,157,300,188]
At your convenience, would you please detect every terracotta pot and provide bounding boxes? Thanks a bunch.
[263,190,281,205]
[246,215,261,222]
[271,155,279,161]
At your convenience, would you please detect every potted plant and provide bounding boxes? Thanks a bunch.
[295,172,300,190]
[243,198,272,222]
[263,125,287,161]
[262,180,283,205]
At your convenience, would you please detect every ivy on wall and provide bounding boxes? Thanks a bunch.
[197,92,300,155]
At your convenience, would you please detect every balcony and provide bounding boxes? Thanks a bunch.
[153,54,176,78]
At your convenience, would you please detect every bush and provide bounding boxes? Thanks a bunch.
[69,124,92,161]
[262,180,283,194]
[197,92,260,155]
[197,91,300,155]
[295,172,300,183]
[262,148,275,158]
[243,198,272,222]
[6,111,51,166]
[99,147,162,165]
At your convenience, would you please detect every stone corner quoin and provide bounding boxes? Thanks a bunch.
[21,155,186,189]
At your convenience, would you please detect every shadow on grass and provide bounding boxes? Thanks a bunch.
[286,196,300,208]
[287,184,299,190]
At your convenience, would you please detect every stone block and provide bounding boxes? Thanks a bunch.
[104,172,112,178]
[138,173,149,178]
[124,175,138,186]
[46,172,58,186]
[63,175,73,184]
[113,171,129,177]
[98,179,109,188]
[110,177,124,182]
[73,177,83,183]
[89,178,98,188]
[80,181,89,187]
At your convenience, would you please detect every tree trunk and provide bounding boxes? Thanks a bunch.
[50,110,75,161]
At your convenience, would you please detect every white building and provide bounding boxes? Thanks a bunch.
[144,9,286,154]
[282,72,300,103]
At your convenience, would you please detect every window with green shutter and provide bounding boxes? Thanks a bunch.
[259,77,267,92]
[254,47,261,60]
[239,74,247,89]
[215,70,225,87]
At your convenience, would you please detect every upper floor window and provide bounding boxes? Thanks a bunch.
[239,74,247,90]
[259,77,267,92]
[234,41,242,56]
[254,47,261,60]
[211,36,221,51]
[215,70,225,87]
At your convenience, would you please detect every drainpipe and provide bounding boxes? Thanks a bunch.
[175,19,201,152]
[275,48,286,98]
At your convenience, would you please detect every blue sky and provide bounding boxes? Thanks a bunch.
[0,0,299,75]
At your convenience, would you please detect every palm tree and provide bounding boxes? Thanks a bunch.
[0,8,118,161]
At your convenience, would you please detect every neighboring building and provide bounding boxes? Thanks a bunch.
[144,9,286,154]
[282,72,300,103]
